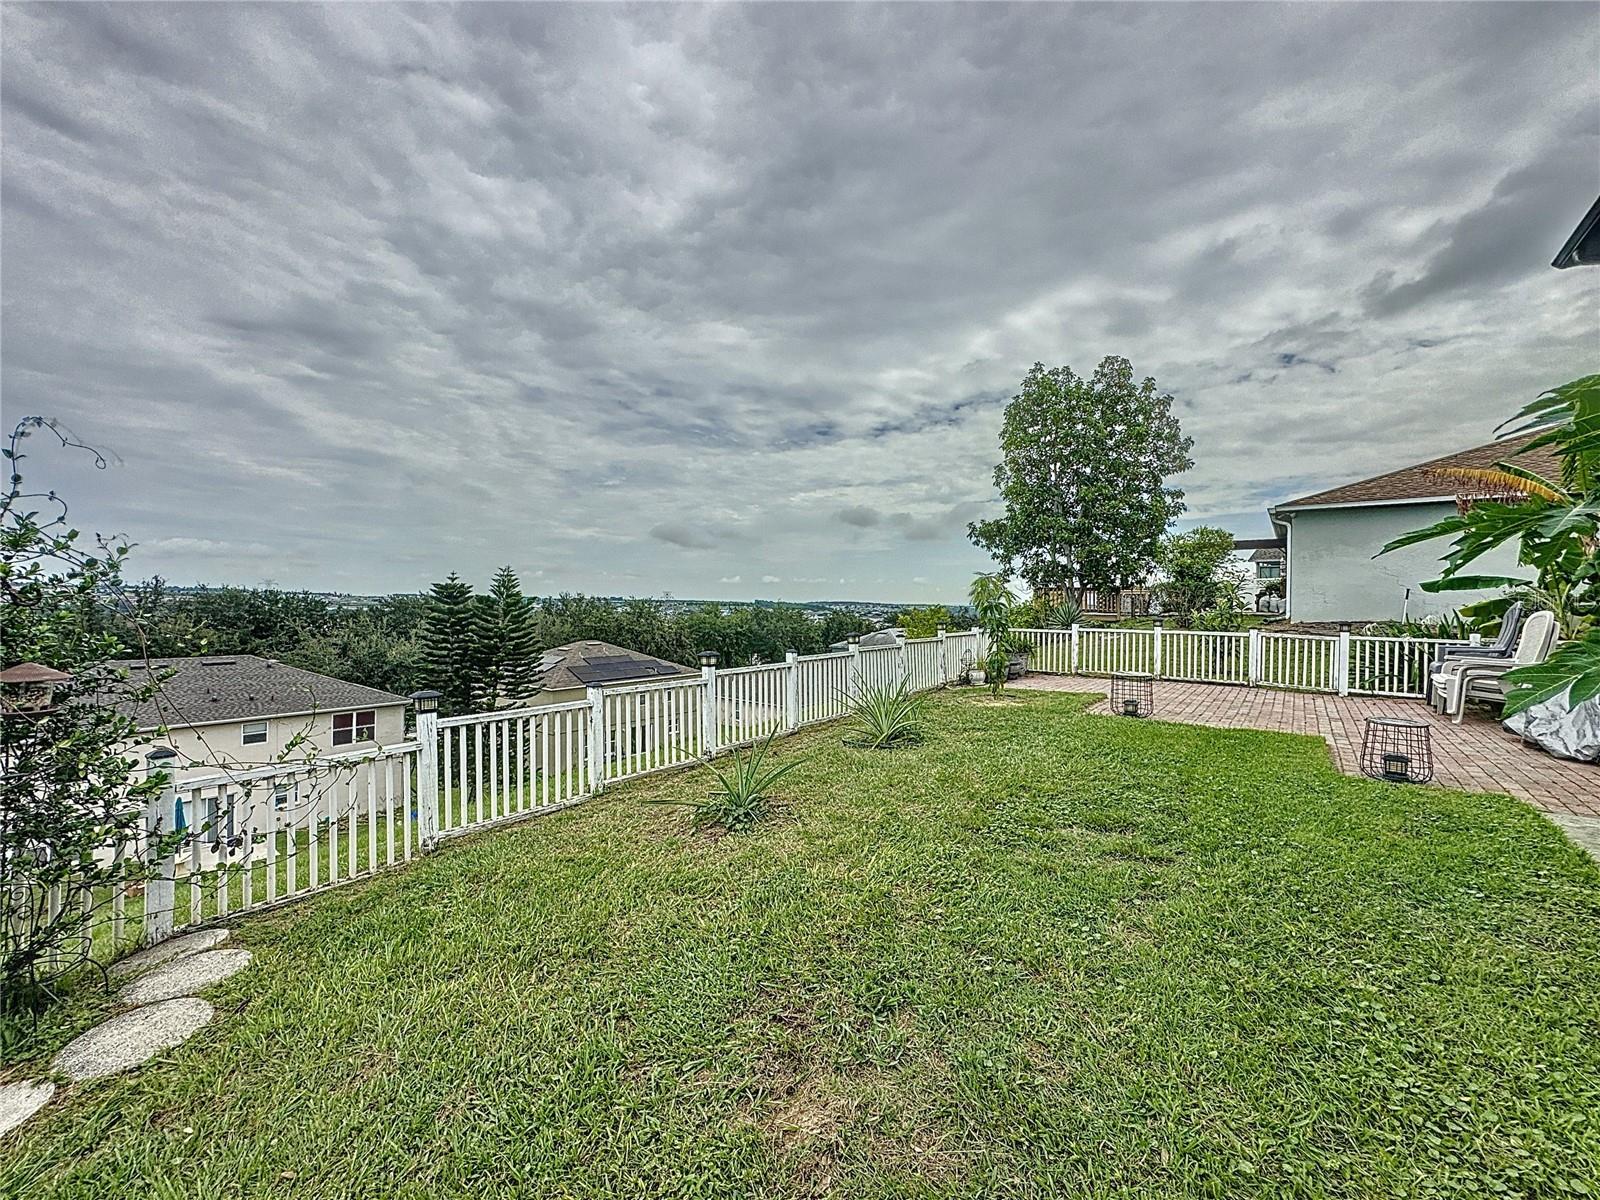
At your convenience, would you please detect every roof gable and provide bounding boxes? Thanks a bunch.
[536,641,696,692]
[1274,434,1560,511]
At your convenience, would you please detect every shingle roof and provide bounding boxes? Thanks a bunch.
[1249,547,1285,563]
[1274,434,1560,510]
[109,655,410,731]
[536,641,696,692]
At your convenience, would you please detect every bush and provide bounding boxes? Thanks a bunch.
[655,731,801,833]
[847,678,926,748]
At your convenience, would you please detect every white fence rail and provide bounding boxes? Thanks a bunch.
[79,630,983,962]
[1019,626,1462,699]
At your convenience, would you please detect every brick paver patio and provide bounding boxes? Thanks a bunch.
[1016,673,1600,818]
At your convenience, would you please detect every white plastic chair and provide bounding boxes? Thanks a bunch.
[1429,611,1558,723]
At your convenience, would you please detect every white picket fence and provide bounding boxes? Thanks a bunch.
[50,621,1461,968]
[1018,625,1459,698]
[84,632,980,958]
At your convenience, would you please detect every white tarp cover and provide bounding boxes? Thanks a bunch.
[1503,696,1600,763]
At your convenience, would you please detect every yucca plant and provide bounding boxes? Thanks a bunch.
[653,730,802,833]
[846,677,926,749]
[1044,595,1083,629]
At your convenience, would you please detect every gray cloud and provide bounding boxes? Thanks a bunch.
[2,2,1596,603]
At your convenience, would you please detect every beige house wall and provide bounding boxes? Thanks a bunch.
[140,703,410,787]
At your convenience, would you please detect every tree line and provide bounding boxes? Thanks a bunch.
[111,573,879,714]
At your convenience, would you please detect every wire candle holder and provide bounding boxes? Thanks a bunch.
[1110,673,1154,719]
[1359,716,1433,784]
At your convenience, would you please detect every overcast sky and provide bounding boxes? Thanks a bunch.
[3,3,1596,604]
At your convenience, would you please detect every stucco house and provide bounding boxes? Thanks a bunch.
[112,655,411,840]
[530,641,697,707]
[1267,435,1557,623]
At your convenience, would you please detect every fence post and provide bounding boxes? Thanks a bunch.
[409,691,441,849]
[142,748,177,946]
[847,634,862,703]
[784,650,800,732]
[1248,627,1262,686]
[1337,623,1352,696]
[587,686,607,791]
[1070,623,1080,675]
[1152,621,1164,679]
[936,627,947,684]
[896,633,909,690]
[699,651,719,758]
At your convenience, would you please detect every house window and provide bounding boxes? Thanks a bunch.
[332,709,377,746]
[1257,562,1283,580]
[242,720,268,746]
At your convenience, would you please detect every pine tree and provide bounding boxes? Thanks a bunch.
[421,573,476,716]
[471,565,541,707]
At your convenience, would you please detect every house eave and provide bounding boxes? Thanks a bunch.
[135,697,410,736]
[1269,494,1458,518]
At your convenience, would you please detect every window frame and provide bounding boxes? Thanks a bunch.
[241,719,269,746]
[332,709,378,746]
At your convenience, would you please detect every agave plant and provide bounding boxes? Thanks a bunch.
[1043,595,1083,629]
[847,677,926,749]
[653,730,802,833]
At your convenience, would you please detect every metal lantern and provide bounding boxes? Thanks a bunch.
[698,650,719,669]
[1110,673,1154,718]
[408,689,442,715]
[1360,716,1434,784]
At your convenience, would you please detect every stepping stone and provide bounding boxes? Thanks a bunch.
[51,998,214,1082]
[119,948,253,1006]
[0,1080,55,1139]
[109,928,230,978]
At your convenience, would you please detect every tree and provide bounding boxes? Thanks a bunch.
[283,610,425,697]
[1152,527,1241,628]
[1381,374,1599,714]
[421,574,476,716]
[969,357,1193,593]
[895,606,959,639]
[969,573,1016,697]
[470,566,541,707]
[1,419,180,1006]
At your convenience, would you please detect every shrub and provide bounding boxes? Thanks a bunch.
[847,678,926,749]
[656,731,801,833]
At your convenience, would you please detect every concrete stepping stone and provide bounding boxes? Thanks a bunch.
[119,948,253,1006]
[51,998,214,1082]
[109,928,230,979]
[0,1080,55,1139]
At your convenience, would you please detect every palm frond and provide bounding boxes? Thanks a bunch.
[1424,465,1566,504]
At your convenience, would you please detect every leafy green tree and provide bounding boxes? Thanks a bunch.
[1381,374,1598,713]
[1153,527,1241,628]
[895,606,959,639]
[283,610,425,698]
[1,419,179,1007]
[422,573,477,716]
[969,573,1016,696]
[470,566,541,706]
[969,356,1193,593]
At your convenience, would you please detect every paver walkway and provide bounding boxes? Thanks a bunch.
[1016,674,1600,817]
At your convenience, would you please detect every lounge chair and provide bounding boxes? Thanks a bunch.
[1425,602,1524,703]
[1429,610,1558,723]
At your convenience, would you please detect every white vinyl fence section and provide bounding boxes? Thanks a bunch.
[97,631,983,960]
[1019,626,1463,699]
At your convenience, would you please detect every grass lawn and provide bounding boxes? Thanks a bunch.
[3,690,1598,1198]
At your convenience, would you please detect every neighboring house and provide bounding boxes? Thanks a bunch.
[1267,435,1558,623]
[530,641,697,706]
[112,655,411,842]
[1247,547,1286,613]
